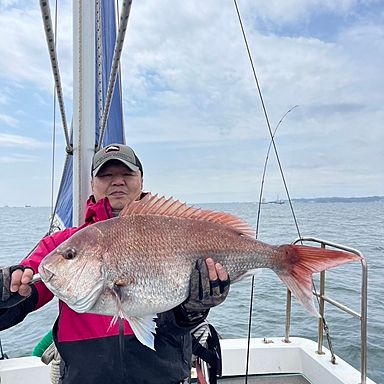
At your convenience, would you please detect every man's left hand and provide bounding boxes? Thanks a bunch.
[182,258,230,312]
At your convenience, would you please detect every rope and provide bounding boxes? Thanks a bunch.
[39,0,72,154]
[97,0,133,150]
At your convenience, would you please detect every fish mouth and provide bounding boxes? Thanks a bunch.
[38,265,67,300]
[39,264,106,313]
[38,265,54,283]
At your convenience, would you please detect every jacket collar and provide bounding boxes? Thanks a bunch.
[83,191,148,225]
[84,196,114,224]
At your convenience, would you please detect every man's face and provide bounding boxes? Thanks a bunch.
[91,161,143,210]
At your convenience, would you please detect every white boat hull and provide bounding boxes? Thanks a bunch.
[0,337,376,384]
[0,356,51,383]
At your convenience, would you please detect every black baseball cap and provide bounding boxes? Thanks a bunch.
[92,144,143,177]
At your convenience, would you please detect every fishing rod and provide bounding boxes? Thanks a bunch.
[233,0,301,234]
[255,105,298,238]
[244,105,298,383]
[232,1,339,382]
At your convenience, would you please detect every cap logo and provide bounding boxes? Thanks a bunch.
[105,145,120,153]
[92,143,143,177]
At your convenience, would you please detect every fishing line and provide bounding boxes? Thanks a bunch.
[233,0,301,237]
[255,105,298,238]
[118,317,126,381]
[233,2,338,380]
[244,105,298,382]
[232,2,332,382]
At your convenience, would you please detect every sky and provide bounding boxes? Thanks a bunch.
[0,0,383,206]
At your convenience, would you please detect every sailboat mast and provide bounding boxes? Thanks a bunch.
[72,1,96,225]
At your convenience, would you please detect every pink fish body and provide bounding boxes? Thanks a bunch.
[39,194,361,349]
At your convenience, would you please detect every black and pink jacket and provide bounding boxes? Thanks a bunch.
[0,197,199,384]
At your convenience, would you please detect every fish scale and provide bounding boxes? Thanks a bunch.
[38,193,361,349]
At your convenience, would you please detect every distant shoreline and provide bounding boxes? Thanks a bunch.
[291,196,384,203]
[1,195,383,208]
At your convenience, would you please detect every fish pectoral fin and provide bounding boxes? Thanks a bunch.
[128,314,158,351]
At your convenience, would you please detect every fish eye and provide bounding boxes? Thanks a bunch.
[63,248,77,260]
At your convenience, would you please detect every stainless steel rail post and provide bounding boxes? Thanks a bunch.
[292,237,368,384]
[317,270,326,355]
[284,290,292,343]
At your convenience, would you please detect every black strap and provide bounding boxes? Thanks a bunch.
[0,336,8,360]
[192,324,222,383]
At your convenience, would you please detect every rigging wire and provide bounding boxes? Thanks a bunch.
[50,0,58,221]
[96,0,125,147]
[43,0,68,233]
[97,0,133,150]
[39,0,72,154]
[96,0,104,141]
[116,0,126,144]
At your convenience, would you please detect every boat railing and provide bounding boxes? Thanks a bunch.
[283,237,368,384]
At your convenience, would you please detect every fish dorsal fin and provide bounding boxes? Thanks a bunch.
[120,193,255,238]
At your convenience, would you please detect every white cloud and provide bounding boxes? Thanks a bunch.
[0,0,21,10]
[0,153,37,163]
[244,0,364,24]
[0,0,382,204]
[118,1,384,149]
[0,2,73,95]
[0,113,18,127]
[0,94,8,105]
[0,133,46,148]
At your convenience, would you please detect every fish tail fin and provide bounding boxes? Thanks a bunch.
[275,245,361,316]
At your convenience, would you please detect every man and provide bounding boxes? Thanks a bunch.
[0,144,229,384]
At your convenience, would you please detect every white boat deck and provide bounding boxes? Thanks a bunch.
[216,375,309,383]
[218,337,376,384]
[0,356,51,383]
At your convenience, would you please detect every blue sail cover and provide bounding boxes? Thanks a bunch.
[53,1,125,229]
[96,0,125,146]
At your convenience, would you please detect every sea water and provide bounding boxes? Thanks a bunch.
[0,202,383,383]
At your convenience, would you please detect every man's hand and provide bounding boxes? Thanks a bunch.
[205,257,228,283]
[0,266,34,309]
[182,258,230,313]
[10,267,34,297]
